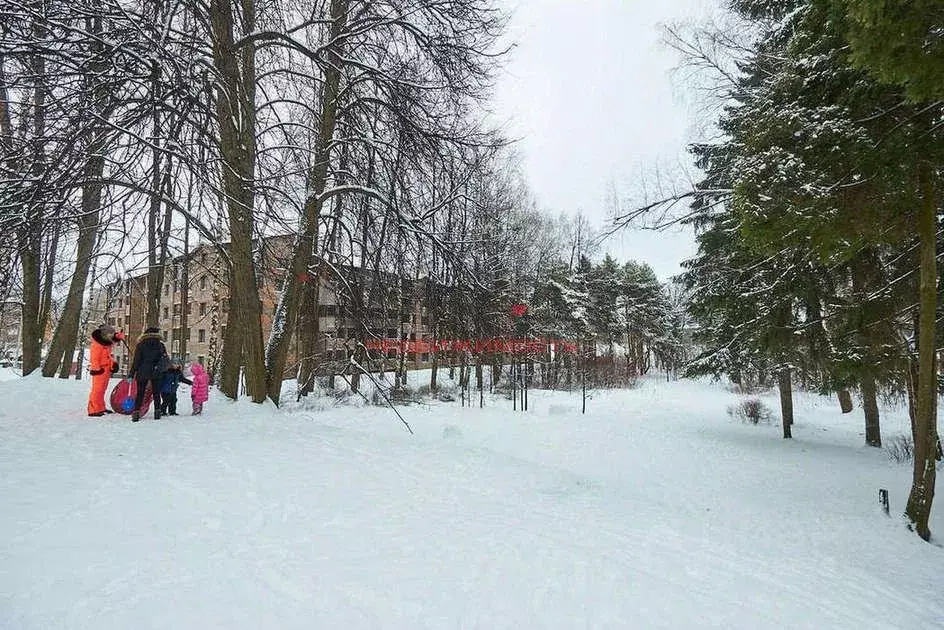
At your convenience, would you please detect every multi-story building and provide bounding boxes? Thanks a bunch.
[100,235,437,377]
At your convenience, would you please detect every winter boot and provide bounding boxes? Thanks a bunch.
[131,411,140,422]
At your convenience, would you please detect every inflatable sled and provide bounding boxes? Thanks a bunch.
[110,379,153,415]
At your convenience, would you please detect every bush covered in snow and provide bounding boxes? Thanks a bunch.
[886,434,914,464]
[727,397,772,425]
[416,382,459,402]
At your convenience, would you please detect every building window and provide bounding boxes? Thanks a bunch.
[118,296,123,308]
[317,304,338,317]
[221,299,229,313]
[163,307,169,319]
[164,284,169,297]
[162,330,168,341]
[200,302,207,316]
[221,326,227,339]
[198,355,205,366]
[420,353,429,362]
[198,329,206,343]
[186,303,192,315]
[200,276,207,290]
[107,317,115,326]
[173,303,180,315]
[200,252,207,264]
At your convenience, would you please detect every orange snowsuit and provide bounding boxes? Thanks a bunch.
[87,330,115,415]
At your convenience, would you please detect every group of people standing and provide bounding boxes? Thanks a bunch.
[86,324,209,422]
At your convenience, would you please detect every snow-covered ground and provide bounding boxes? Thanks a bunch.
[1,373,941,629]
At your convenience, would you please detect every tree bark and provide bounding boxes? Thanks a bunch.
[144,57,170,329]
[837,390,853,413]
[778,367,793,439]
[851,251,882,447]
[19,12,47,376]
[71,258,99,380]
[860,374,881,447]
[264,0,349,405]
[210,0,267,402]
[38,224,59,341]
[45,0,109,379]
[20,241,42,375]
[905,161,938,541]
[42,153,103,377]
[179,219,190,360]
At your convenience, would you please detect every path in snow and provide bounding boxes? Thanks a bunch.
[0,374,941,629]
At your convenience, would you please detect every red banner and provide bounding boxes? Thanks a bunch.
[362,338,578,354]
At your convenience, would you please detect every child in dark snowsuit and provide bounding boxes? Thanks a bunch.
[159,362,192,416]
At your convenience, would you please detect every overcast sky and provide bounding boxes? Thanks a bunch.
[491,0,717,280]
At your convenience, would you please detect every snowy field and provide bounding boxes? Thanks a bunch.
[1,373,941,629]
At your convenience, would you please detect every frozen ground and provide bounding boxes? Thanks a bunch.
[0,372,941,629]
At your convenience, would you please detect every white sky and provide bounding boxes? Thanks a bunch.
[491,0,717,281]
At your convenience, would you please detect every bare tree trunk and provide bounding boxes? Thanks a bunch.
[430,339,439,392]
[144,58,169,328]
[71,258,98,380]
[778,367,793,439]
[860,374,881,447]
[265,0,350,405]
[211,0,267,402]
[851,251,882,447]
[19,236,42,375]
[218,263,244,396]
[905,161,938,541]
[38,223,59,338]
[837,390,853,414]
[207,264,222,382]
[44,129,105,376]
[295,274,319,395]
[298,147,347,398]
[19,13,47,376]
[179,218,190,360]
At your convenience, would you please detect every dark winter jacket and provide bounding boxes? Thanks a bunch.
[159,366,192,394]
[129,328,168,380]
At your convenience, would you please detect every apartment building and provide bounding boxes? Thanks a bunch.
[101,235,436,377]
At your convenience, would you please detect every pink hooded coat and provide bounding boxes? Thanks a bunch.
[190,363,210,404]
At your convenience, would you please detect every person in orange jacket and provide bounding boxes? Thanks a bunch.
[87,324,124,416]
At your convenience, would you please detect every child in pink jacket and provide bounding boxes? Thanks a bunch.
[189,363,210,415]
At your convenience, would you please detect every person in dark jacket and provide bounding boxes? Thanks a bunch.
[128,327,168,422]
[158,362,192,416]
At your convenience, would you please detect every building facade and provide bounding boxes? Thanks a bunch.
[101,236,437,377]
